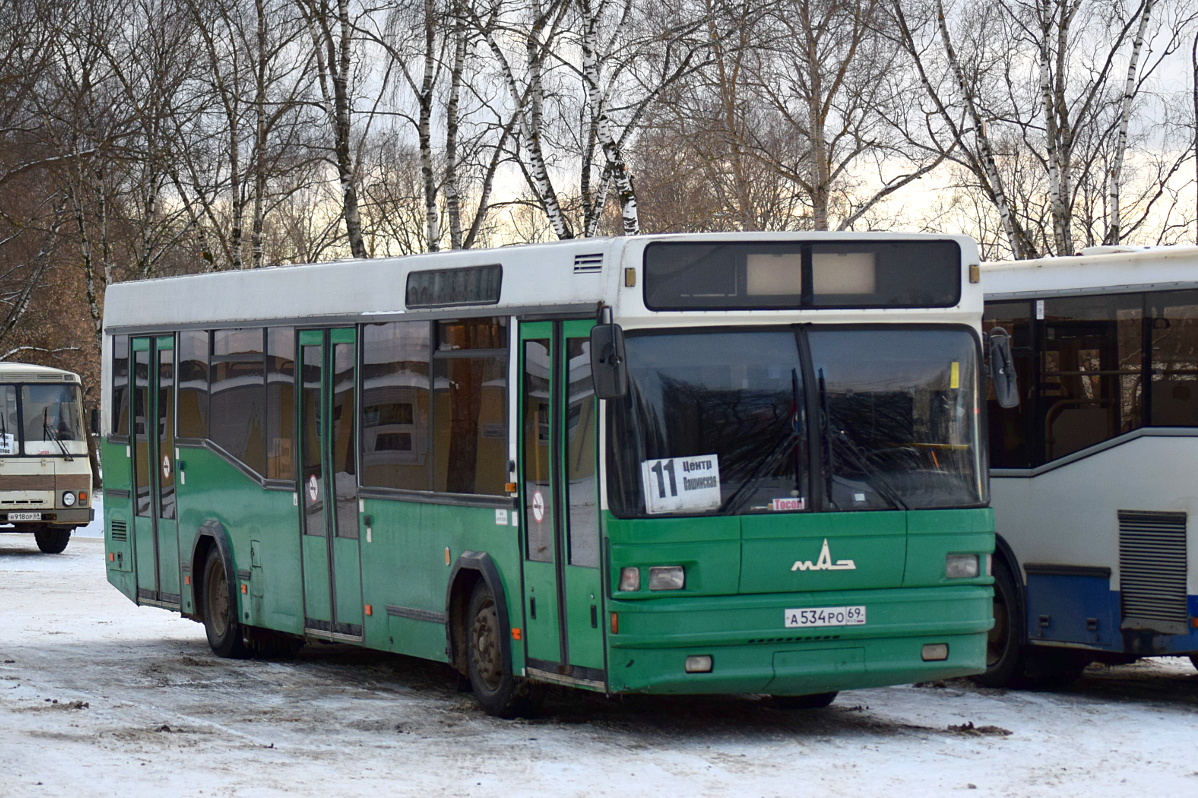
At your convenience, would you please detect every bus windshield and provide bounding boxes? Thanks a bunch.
[0,383,86,457]
[606,327,984,517]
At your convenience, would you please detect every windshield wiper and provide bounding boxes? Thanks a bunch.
[817,368,906,511]
[722,370,804,516]
[43,407,73,461]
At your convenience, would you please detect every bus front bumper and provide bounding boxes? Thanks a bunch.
[605,585,992,695]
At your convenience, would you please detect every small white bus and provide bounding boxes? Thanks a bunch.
[0,363,94,553]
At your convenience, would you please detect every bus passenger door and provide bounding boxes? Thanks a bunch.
[298,328,364,640]
[131,335,181,606]
[519,320,605,687]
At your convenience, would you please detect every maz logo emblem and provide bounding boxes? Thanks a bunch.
[791,538,856,572]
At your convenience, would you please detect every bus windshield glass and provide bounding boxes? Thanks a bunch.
[0,383,87,457]
[606,327,984,517]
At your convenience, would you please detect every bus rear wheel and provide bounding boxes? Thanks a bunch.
[34,527,71,554]
[201,547,250,659]
[466,581,541,718]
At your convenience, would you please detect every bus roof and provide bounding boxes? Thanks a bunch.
[104,232,980,332]
[0,363,82,384]
[981,245,1198,299]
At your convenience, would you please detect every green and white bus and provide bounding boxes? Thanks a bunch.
[102,233,998,716]
[0,363,93,553]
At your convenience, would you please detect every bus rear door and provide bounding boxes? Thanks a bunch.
[131,335,180,606]
[298,328,365,640]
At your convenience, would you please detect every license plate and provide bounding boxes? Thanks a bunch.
[784,605,866,628]
[8,513,43,522]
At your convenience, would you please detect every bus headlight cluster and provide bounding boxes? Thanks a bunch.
[649,566,686,591]
[618,566,687,591]
[61,491,77,507]
[945,554,980,579]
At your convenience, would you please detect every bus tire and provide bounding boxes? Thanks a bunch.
[466,581,541,718]
[201,546,250,659]
[978,558,1025,688]
[34,527,71,554]
[769,691,838,710]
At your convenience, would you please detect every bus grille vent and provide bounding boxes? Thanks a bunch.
[573,253,604,274]
[749,635,842,645]
[110,520,128,542]
[1118,510,1187,631]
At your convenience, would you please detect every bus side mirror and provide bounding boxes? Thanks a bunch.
[590,320,628,400]
[988,327,1019,409]
[90,408,100,436]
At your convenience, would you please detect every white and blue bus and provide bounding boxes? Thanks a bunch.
[982,246,1198,685]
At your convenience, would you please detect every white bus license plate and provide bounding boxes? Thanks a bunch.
[784,605,866,628]
[8,513,43,522]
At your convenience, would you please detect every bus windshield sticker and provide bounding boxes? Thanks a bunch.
[770,497,804,512]
[0,433,13,454]
[640,455,721,515]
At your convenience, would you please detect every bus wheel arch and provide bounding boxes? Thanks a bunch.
[191,522,249,659]
[978,543,1027,688]
[446,553,540,717]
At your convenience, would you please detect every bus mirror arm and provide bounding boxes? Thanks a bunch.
[987,327,1020,409]
[590,316,629,400]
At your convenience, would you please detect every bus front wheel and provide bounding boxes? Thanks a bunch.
[466,581,541,718]
[201,547,250,659]
[34,527,71,554]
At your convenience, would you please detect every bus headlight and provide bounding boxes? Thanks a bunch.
[649,566,686,591]
[618,567,640,592]
[62,491,77,507]
[946,554,980,579]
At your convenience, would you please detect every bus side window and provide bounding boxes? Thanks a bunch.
[1149,291,1198,427]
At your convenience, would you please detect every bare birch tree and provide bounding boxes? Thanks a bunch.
[296,0,371,258]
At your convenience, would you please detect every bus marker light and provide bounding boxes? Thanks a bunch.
[444,547,451,565]
[922,644,949,662]
[610,613,619,634]
[511,628,522,640]
[184,575,190,585]
[685,655,712,673]
[624,268,637,287]
[1191,617,1198,629]
[365,605,373,616]
[504,482,517,493]
[79,492,88,504]
[240,584,248,594]
[108,553,114,562]
[618,567,640,592]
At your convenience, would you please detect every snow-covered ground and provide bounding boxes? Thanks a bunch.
[3,528,1198,798]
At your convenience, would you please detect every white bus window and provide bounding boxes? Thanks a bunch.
[1149,291,1198,427]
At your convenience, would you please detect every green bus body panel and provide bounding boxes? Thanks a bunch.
[523,560,561,662]
[605,585,991,694]
[740,512,906,594]
[358,497,522,667]
[103,439,137,598]
[904,508,995,586]
[175,448,303,631]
